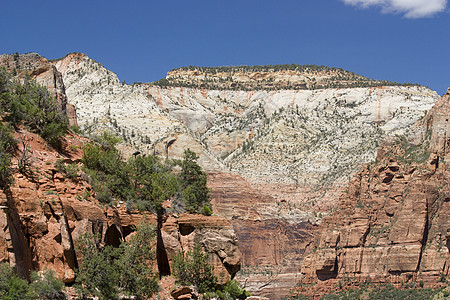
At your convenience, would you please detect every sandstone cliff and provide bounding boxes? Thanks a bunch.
[0,129,241,287]
[51,54,438,210]
[48,52,439,299]
[300,88,450,292]
[3,52,442,298]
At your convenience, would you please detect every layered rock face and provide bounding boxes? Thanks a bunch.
[0,130,240,284]
[0,53,77,126]
[52,54,438,206]
[208,172,316,298]
[162,214,241,284]
[50,53,439,298]
[301,89,450,288]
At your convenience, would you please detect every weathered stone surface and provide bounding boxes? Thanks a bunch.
[3,52,442,299]
[171,286,194,300]
[300,90,450,294]
[161,214,241,285]
[208,172,316,299]
[0,130,241,286]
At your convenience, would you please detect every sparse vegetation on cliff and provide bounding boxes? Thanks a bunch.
[75,219,158,300]
[0,263,66,300]
[153,64,419,91]
[172,243,250,298]
[290,283,448,300]
[0,67,68,150]
[0,122,16,190]
[172,243,217,293]
[81,133,212,215]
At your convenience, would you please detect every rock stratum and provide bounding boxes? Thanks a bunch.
[0,52,443,298]
[49,52,439,298]
[0,129,241,287]
[296,88,450,297]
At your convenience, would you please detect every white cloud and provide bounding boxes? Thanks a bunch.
[342,0,448,18]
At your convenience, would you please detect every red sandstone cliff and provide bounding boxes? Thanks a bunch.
[0,130,241,285]
[299,88,450,292]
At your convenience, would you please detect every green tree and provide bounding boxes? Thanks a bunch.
[0,263,32,300]
[131,155,178,216]
[0,123,16,190]
[179,149,212,215]
[172,243,217,294]
[116,218,158,299]
[75,219,158,300]
[28,269,66,300]
[75,233,120,299]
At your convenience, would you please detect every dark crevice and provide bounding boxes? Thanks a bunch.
[179,224,195,236]
[360,225,370,247]
[417,208,430,272]
[122,225,133,239]
[156,211,170,276]
[316,256,338,281]
[58,197,78,270]
[105,225,122,248]
[388,166,399,172]
[46,201,60,221]
[382,173,395,184]
[4,188,33,280]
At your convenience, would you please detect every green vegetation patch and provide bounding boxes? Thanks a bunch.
[0,263,66,300]
[81,132,212,216]
[0,67,68,150]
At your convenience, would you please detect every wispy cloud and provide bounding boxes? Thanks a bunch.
[342,0,448,18]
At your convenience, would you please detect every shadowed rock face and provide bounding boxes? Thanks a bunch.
[300,89,450,293]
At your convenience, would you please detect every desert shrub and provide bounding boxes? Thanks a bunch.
[222,280,250,299]
[178,149,212,214]
[54,159,79,181]
[28,269,66,300]
[0,68,68,150]
[0,263,31,300]
[172,243,217,294]
[0,263,65,300]
[75,219,158,299]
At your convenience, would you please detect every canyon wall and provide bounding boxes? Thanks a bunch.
[300,89,450,293]
[50,53,439,298]
[1,52,442,298]
[0,130,240,284]
[0,54,241,289]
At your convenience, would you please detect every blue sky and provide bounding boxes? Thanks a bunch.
[0,0,448,94]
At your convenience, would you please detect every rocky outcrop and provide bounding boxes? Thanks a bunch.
[162,214,241,284]
[0,130,241,284]
[0,53,77,126]
[300,88,450,290]
[49,52,439,298]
